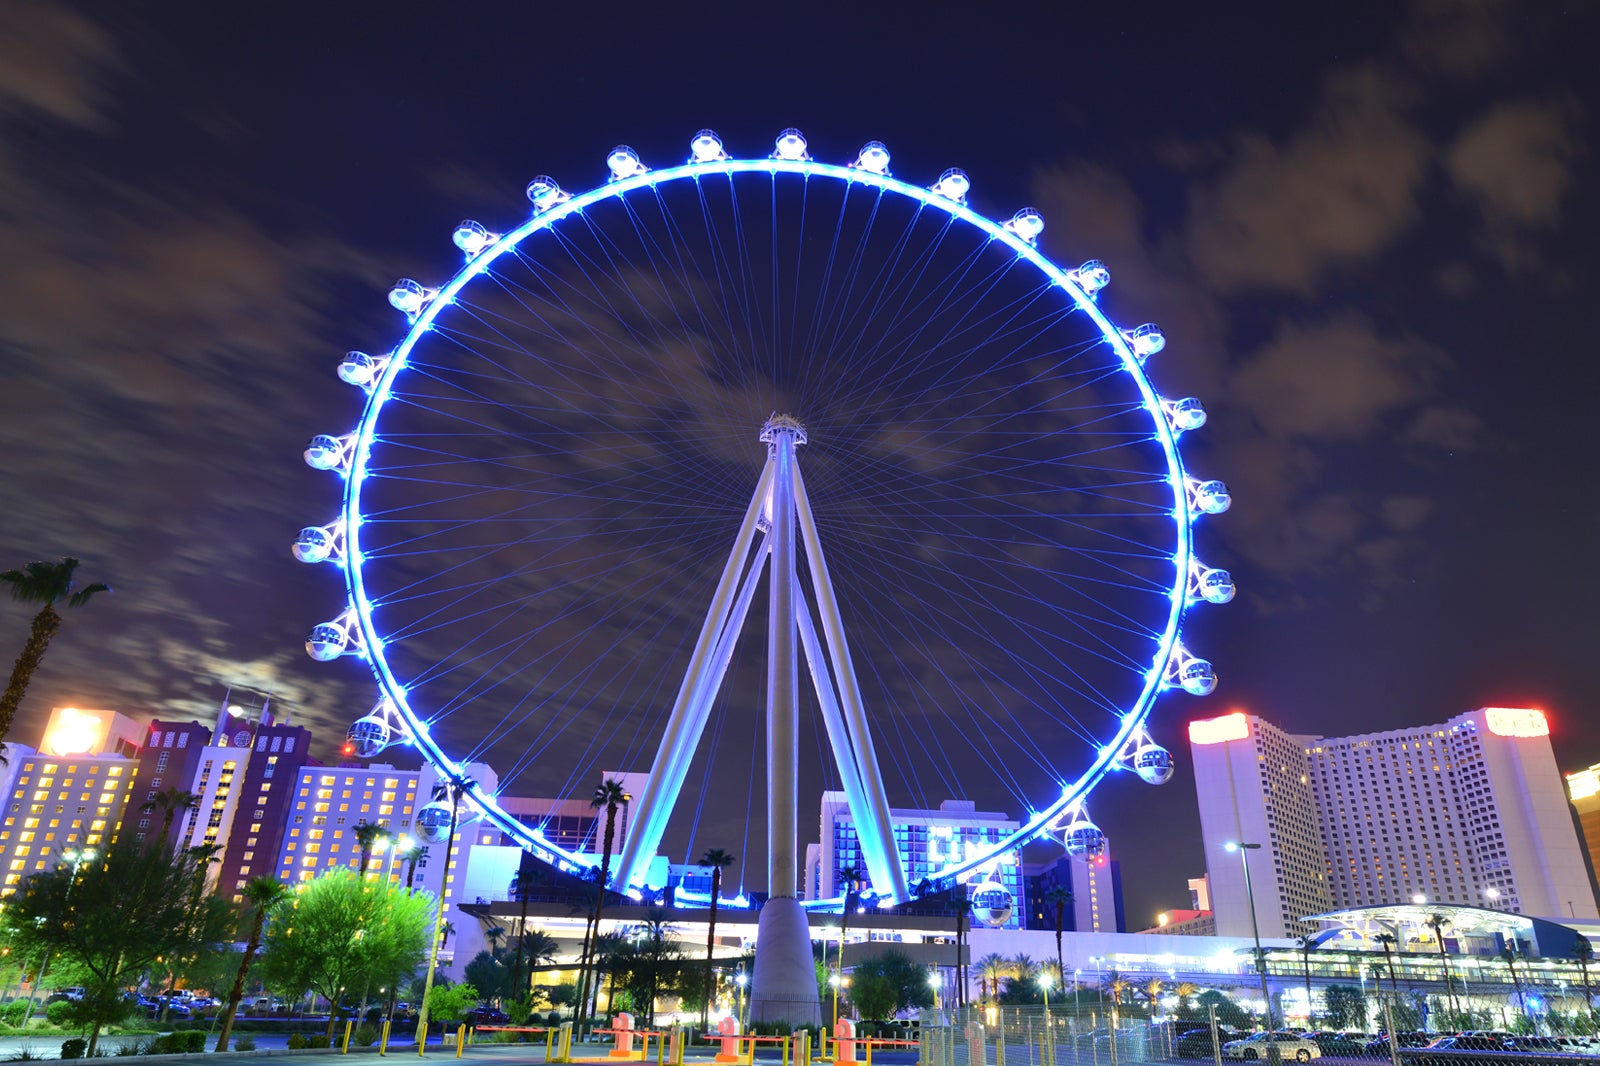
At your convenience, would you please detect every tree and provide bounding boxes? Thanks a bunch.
[402,840,426,889]
[1174,982,1200,1020]
[465,950,514,1002]
[577,778,631,1032]
[1374,933,1400,1001]
[1424,914,1459,1023]
[352,821,387,882]
[485,925,506,956]
[1141,977,1166,1016]
[0,557,110,746]
[216,877,290,1051]
[1573,935,1597,1024]
[1041,885,1073,999]
[0,835,231,1054]
[1196,989,1251,1030]
[949,890,974,1009]
[1295,935,1319,1023]
[975,954,1010,1006]
[1501,944,1528,1021]
[257,867,433,1036]
[1321,984,1368,1031]
[849,950,934,1020]
[611,910,686,1025]
[426,982,480,1024]
[143,787,200,851]
[508,856,545,1000]
[698,847,736,1029]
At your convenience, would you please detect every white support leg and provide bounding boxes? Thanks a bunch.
[794,574,893,896]
[793,463,910,902]
[612,459,776,891]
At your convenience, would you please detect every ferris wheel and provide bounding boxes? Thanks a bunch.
[295,128,1233,907]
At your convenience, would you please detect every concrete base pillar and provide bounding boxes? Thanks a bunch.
[750,896,822,1027]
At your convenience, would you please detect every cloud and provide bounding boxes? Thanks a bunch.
[0,1,118,126]
[1185,69,1432,293]
[1230,316,1445,440]
[1446,99,1581,270]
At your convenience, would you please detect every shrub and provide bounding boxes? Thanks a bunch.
[61,1039,87,1060]
[4,1048,44,1061]
[111,1041,143,1057]
[45,1001,75,1027]
[183,1031,206,1053]
[308,1035,331,1049]
[286,1034,309,1050]
[1,1000,29,1026]
[232,1037,255,1052]
[352,1023,379,1047]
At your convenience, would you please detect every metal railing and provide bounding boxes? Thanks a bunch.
[920,1006,1165,1066]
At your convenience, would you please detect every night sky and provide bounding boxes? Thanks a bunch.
[2,0,1597,928]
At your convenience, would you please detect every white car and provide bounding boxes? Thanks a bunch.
[1221,1033,1322,1062]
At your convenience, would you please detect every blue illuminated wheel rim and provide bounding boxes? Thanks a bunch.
[301,136,1226,896]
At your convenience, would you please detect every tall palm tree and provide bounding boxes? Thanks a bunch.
[1174,982,1199,1019]
[1295,935,1319,1023]
[1141,977,1166,1017]
[1501,944,1528,1019]
[1042,885,1073,1000]
[485,925,506,956]
[402,840,426,889]
[0,557,110,745]
[698,847,736,1029]
[1012,953,1040,998]
[509,859,545,1001]
[1573,935,1596,1024]
[1424,914,1459,1023]
[1375,933,1400,1002]
[440,919,456,949]
[577,778,631,1033]
[145,787,200,851]
[352,821,386,882]
[215,876,288,1051]
[951,891,974,1009]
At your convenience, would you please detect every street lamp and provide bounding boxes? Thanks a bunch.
[736,967,748,1028]
[1039,970,1053,1012]
[1224,842,1276,1033]
[22,848,96,1023]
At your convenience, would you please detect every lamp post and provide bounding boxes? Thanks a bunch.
[736,967,748,1028]
[23,848,95,1023]
[1225,842,1275,1033]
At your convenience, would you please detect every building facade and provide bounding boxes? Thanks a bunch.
[0,707,144,894]
[1568,762,1600,894]
[807,791,1027,928]
[1024,849,1125,934]
[1191,707,1598,939]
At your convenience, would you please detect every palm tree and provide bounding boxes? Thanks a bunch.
[215,876,288,1051]
[485,924,506,957]
[577,778,631,1032]
[1502,944,1528,1019]
[440,919,456,949]
[1042,885,1073,999]
[698,847,736,1029]
[1424,914,1459,1023]
[951,891,974,1009]
[1295,935,1319,1023]
[509,859,545,1001]
[144,787,200,851]
[1375,932,1400,1002]
[401,840,426,889]
[1174,982,1199,1019]
[352,821,386,882]
[0,557,110,745]
[836,866,863,999]
[1573,935,1596,1024]
[1142,977,1166,1017]
[976,953,1010,1006]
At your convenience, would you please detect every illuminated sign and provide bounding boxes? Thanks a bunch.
[1484,707,1549,739]
[1188,712,1249,746]
[43,707,110,756]
[1569,767,1600,803]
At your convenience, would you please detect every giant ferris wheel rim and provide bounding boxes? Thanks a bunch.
[322,140,1199,900]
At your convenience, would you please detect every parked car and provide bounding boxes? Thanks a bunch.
[1222,1033,1322,1062]
[146,999,192,1020]
[1503,1036,1563,1053]
[1410,1035,1509,1065]
[1178,1027,1248,1057]
[1311,1031,1367,1056]
[464,1006,511,1027]
[1363,1032,1431,1056]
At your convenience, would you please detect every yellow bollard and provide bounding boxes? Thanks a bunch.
[418,1023,428,1057]
[381,1019,392,1056]
[456,1025,467,1057]
[546,1028,555,1063]
[342,1019,354,1054]
[865,1042,873,1066]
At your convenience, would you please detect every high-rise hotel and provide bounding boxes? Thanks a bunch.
[1190,707,1598,938]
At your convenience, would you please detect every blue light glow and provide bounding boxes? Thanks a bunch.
[322,145,1208,888]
